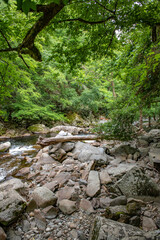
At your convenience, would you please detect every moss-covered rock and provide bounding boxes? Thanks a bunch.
[28,124,49,133]
[114,167,160,197]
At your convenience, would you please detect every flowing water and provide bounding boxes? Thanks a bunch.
[0,134,42,182]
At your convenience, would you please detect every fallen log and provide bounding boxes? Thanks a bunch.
[37,135,99,146]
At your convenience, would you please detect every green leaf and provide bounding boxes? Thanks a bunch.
[22,0,30,15]
[2,0,8,4]
[52,0,60,4]
[17,0,23,10]
[29,1,36,11]
[62,0,69,5]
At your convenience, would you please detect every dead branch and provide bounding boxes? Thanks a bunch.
[37,135,99,146]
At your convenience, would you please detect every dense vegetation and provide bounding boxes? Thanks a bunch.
[0,0,160,138]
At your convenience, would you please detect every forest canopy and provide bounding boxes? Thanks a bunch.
[0,0,160,139]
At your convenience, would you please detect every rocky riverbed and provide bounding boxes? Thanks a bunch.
[0,127,160,240]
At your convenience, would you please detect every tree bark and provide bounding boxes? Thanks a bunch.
[139,108,143,130]
[37,135,99,146]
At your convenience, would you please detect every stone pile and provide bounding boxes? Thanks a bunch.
[0,129,160,239]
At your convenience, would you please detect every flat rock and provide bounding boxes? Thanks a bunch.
[114,167,160,197]
[142,216,157,231]
[37,153,55,164]
[57,186,76,201]
[100,169,112,184]
[106,163,136,176]
[80,199,94,213]
[32,187,57,208]
[43,181,59,192]
[58,199,76,214]
[86,171,100,197]
[53,172,71,185]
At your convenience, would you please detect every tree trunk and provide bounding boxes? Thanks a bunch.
[37,135,99,146]
[139,108,143,130]
[148,116,151,127]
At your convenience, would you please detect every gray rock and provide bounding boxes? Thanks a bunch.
[139,129,160,143]
[110,196,127,206]
[73,142,108,164]
[52,172,71,187]
[110,143,138,157]
[34,209,47,231]
[114,167,160,197]
[42,206,58,219]
[138,147,149,158]
[22,220,31,232]
[80,199,94,213]
[99,169,112,184]
[58,199,76,214]
[0,190,26,226]
[6,229,21,240]
[0,142,11,152]
[142,216,157,231]
[99,197,111,208]
[0,178,28,195]
[107,163,136,176]
[86,171,100,197]
[50,126,84,134]
[61,142,75,152]
[149,148,160,164]
[38,153,55,164]
[32,187,57,208]
[89,217,145,240]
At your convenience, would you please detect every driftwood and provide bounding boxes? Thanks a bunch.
[37,135,99,146]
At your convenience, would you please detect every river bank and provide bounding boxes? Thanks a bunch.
[0,127,160,239]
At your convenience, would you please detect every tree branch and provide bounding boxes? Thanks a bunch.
[94,0,115,14]
[18,54,30,69]
[0,47,18,53]
[0,30,12,48]
[53,16,115,25]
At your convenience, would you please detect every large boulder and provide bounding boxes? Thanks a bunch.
[50,125,85,134]
[32,187,57,208]
[139,129,160,144]
[89,217,160,240]
[110,143,138,158]
[0,142,11,152]
[73,142,109,165]
[114,167,160,197]
[28,124,49,133]
[0,190,26,226]
[0,178,28,196]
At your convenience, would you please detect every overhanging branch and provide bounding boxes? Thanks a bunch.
[53,16,115,25]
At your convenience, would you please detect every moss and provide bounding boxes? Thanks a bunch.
[126,202,141,216]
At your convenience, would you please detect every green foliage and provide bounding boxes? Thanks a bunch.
[0,0,159,134]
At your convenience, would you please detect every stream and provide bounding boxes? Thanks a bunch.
[0,134,43,182]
